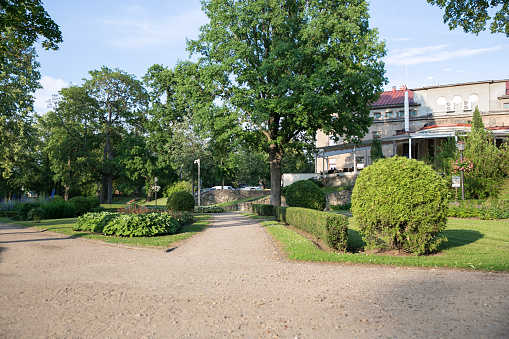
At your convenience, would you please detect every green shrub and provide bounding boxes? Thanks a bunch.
[285,207,348,251]
[91,206,106,213]
[286,180,326,211]
[41,201,76,219]
[351,156,449,255]
[163,181,192,198]
[166,191,195,212]
[14,202,40,220]
[448,200,509,220]
[274,206,288,223]
[68,196,91,216]
[252,204,274,216]
[73,212,181,237]
[86,196,100,209]
[167,210,194,227]
[193,205,225,213]
[27,207,44,222]
[308,178,324,188]
[52,195,64,203]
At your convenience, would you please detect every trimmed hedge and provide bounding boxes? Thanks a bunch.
[194,205,225,213]
[167,191,195,212]
[68,196,91,216]
[274,206,288,223]
[448,199,509,220]
[252,204,274,216]
[285,207,348,251]
[41,201,76,219]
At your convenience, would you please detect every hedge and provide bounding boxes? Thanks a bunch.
[274,206,288,223]
[285,207,348,251]
[252,204,274,216]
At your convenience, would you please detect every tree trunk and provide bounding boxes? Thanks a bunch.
[269,143,284,206]
[100,175,107,204]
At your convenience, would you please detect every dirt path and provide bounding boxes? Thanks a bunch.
[1,212,508,338]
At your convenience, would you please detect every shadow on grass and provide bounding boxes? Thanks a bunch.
[437,229,484,251]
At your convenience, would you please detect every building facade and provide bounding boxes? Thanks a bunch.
[315,79,509,174]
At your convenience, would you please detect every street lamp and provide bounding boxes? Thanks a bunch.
[154,177,158,206]
[194,159,201,206]
[456,141,465,201]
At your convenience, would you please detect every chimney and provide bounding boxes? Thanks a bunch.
[506,80,509,95]
[392,86,396,92]
[400,85,407,90]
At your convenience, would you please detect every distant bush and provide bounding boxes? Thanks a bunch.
[166,191,195,212]
[307,178,324,188]
[41,201,76,219]
[352,156,449,255]
[286,180,326,211]
[285,207,348,251]
[448,200,509,220]
[86,196,100,209]
[194,205,225,213]
[68,196,91,216]
[14,202,40,220]
[164,181,192,198]
[27,207,44,222]
[52,195,64,203]
[252,204,274,216]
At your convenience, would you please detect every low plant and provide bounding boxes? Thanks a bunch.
[285,207,348,251]
[27,207,44,223]
[14,202,40,220]
[448,200,509,220]
[193,205,225,213]
[286,180,326,211]
[252,204,274,216]
[166,191,195,212]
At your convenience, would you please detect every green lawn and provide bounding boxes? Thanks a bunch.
[262,216,509,271]
[0,214,211,249]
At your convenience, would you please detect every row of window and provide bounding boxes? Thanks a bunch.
[373,109,417,119]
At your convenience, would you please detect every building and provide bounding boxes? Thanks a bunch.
[315,79,509,178]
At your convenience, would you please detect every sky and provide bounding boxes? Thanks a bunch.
[33,0,509,115]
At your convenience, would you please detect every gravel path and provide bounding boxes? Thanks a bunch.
[0,212,508,338]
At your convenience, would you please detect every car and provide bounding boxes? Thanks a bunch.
[239,186,262,190]
[211,185,233,190]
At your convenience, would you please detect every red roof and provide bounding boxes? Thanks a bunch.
[372,88,414,107]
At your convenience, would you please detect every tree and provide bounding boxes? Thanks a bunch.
[427,0,509,37]
[370,137,384,162]
[188,0,386,205]
[83,67,148,203]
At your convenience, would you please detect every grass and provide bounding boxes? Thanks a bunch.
[0,214,211,249]
[259,215,509,271]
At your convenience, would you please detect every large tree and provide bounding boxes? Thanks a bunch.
[428,0,509,36]
[188,0,386,205]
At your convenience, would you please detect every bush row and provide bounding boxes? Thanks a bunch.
[193,205,225,213]
[253,204,348,251]
[448,200,509,220]
[73,212,183,237]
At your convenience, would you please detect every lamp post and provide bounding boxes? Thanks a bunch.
[194,159,201,206]
[154,177,158,206]
[456,141,465,201]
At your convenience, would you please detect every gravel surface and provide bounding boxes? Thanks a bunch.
[1,212,508,338]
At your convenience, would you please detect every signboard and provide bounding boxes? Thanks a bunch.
[452,176,461,188]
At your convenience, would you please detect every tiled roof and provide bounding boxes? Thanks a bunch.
[372,87,414,107]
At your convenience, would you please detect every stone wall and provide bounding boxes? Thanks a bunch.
[326,189,352,208]
[197,189,270,206]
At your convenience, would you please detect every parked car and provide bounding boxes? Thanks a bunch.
[239,186,262,190]
[211,185,233,190]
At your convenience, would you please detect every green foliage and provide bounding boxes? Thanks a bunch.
[252,204,274,216]
[448,200,509,220]
[163,181,192,198]
[14,202,40,220]
[285,207,348,251]
[274,206,288,223]
[73,212,180,237]
[40,201,76,219]
[193,205,225,213]
[68,196,91,216]
[307,178,324,188]
[351,156,450,255]
[286,180,326,211]
[86,196,100,209]
[166,191,195,212]
[187,0,387,205]
[370,137,384,162]
[27,207,44,222]
[167,211,195,227]
[52,195,64,202]
[427,0,509,37]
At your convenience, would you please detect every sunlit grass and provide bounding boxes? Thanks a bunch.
[0,214,211,249]
[259,215,509,271]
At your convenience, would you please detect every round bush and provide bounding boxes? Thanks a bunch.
[86,196,100,209]
[351,156,450,255]
[52,195,64,203]
[68,196,91,216]
[285,180,326,211]
[166,191,195,212]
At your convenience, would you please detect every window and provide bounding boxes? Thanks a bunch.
[504,103,509,109]
[410,109,417,117]
[372,131,381,138]
[329,159,337,170]
[397,110,405,117]
[373,112,382,119]
[356,157,365,169]
[385,110,393,118]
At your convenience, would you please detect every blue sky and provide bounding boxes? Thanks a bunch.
[34,0,509,114]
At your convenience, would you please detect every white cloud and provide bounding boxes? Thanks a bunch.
[34,76,70,115]
[442,68,452,72]
[100,7,208,51]
[385,44,508,66]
